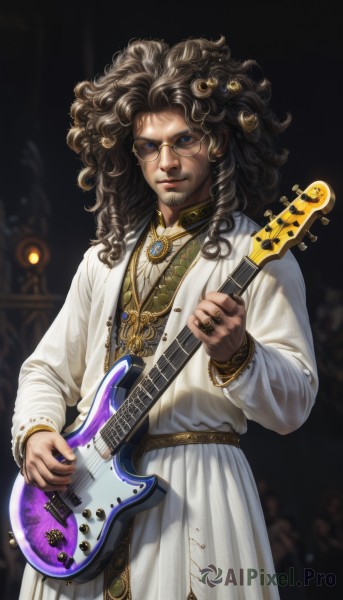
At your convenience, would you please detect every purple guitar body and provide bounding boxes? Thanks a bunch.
[9,354,168,583]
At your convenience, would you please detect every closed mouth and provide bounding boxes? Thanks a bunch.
[158,178,186,183]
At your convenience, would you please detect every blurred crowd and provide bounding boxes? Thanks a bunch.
[258,479,343,599]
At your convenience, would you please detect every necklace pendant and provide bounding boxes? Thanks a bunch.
[147,235,171,263]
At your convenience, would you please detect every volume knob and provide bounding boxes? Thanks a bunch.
[79,541,91,552]
[57,552,67,562]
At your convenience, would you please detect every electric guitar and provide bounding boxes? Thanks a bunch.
[9,180,335,583]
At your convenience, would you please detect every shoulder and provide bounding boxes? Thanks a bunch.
[82,244,107,271]
[65,245,111,298]
[231,211,261,237]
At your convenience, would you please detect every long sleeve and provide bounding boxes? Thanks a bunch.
[224,249,318,434]
[11,248,94,467]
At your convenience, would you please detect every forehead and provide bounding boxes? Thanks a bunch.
[133,107,194,138]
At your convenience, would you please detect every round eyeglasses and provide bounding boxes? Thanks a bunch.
[132,133,207,162]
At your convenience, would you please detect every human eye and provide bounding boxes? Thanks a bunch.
[144,141,158,152]
[135,140,158,156]
[175,134,197,148]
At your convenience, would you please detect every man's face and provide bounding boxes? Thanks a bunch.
[132,108,213,213]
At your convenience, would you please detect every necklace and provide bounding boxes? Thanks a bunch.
[146,223,193,263]
[146,198,213,264]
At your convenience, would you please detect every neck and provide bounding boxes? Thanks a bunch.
[156,198,213,228]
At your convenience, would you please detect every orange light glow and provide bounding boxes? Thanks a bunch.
[26,247,41,265]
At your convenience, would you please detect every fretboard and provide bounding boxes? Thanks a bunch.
[101,256,260,452]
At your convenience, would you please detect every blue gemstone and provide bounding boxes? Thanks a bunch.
[122,311,129,321]
[150,241,163,256]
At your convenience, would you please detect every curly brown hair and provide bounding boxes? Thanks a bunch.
[67,35,291,266]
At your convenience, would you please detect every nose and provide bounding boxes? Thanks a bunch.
[158,143,180,171]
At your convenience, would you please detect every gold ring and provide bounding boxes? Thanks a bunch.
[212,311,222,323]
[199,318,215,334]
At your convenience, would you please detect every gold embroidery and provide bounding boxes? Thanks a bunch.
[104,316,113,373]
[114,232,204,359]
[103,525,132,600]
[156,198,213,229]
[208,331,256,387]
[134,430,240,464]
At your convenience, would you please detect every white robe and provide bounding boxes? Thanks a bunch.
[11,211,318,599]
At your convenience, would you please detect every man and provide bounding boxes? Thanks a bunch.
[11,36,318,599]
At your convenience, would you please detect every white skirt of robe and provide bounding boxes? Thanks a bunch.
[18,443,280,600]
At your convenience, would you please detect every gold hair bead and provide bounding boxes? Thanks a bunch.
[191,78,218,98]
[242,112,259,133]
[100,137,114,149]
[227,80,242,94]
[206,77,218,90]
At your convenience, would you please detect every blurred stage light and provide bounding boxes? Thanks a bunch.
[15,236,50,269]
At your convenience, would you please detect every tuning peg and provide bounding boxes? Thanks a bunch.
[320,216,330,225]
[279,195,290,206]
[298,241,307,251]
[306,231,318,242]
[264,209,276,221]
[292,184,304,195]
[292,183,313,202]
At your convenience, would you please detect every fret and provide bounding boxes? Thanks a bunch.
[157,353,177,372]
[219,257,260,295]
[129,388,149,409]
[175,336,191,356]
[136,383,154,400]
[151,366,168,381]
[100,424,121,449]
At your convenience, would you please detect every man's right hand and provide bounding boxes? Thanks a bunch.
[23,431,76,492]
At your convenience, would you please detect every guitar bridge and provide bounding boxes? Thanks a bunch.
[44,493,71,526]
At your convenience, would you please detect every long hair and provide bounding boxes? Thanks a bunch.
[67,35,291,266]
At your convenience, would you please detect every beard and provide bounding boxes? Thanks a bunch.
[159,192,188,207]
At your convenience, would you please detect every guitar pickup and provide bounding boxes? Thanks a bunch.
[44,493,71,526]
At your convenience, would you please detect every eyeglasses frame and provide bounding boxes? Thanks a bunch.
[132,133,208,163]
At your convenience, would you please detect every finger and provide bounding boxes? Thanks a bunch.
[28,461,73,491]
[193,307,220,324]
[204,291,245,313]
[198,320,215,335]
[53,438,76,463]
[49,456,77,475]
[211,309,223,323]
[27,446,76,475]
[230,292,245,306]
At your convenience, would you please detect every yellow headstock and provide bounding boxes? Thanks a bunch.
[249,180,335,268]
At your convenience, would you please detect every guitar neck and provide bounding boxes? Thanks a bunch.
[101,256,260,452]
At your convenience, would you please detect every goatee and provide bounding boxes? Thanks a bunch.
[160,193,187,207]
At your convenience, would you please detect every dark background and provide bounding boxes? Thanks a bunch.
[1,1,342,598]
